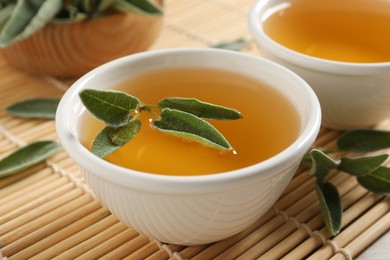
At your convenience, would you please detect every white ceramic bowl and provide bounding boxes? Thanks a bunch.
[56,48,321,245]
[248,0,390,129]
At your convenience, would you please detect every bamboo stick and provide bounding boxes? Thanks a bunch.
[8,203,107,259]
[0,184,80,235]
[283,193,385,259]
[78,232,147,259]
[307,198,390,259]
[168,244,209,260]
[0,176,67,214]
[191,211,277,260]
[260,183,369,259]
[19,121,57,142]
[0,167,53,198]
[0,142,17,153]
[124,241,160,260]
[194,162,336,259]
[212,171,343,259]
[238,174,357,259]
[330,211,390,260]
[0,194,94,252]
[59,222,133,259]
[3,120,44,136]
[146,244,185,260]
[31,214,118,259]
[0,163,47,190]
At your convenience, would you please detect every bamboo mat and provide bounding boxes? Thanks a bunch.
[1,0,390,259]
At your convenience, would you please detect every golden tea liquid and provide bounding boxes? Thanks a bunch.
[81,68,300,176]
[263,0,390,63]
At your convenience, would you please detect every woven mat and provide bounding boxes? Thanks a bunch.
[1,1,390,259]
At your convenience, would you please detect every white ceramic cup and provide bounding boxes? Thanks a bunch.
[249,0,390,129]
[56,48,321,245]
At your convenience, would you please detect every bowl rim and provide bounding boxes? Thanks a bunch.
[248,0,390,75]
[56,48,321,194]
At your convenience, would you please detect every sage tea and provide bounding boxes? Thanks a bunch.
[81,68,300,176]
[263,0,390,63]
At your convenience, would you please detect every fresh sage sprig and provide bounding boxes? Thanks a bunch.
[308,129,390,236]
[0,140,61,178]
[79,88,242,158]
[5,97,61,119]
[0,0,162,47]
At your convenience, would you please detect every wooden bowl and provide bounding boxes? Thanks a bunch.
[0,12,163,78]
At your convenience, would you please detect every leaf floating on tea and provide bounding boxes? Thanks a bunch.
[211,38,251,51]
[357,167,390,196]
[0,140,61,178]
[6,97,61,119]
[92,127,122,158]
[0,0,62,47]
[108,119,142,146]
[113,0,163,15]
[79,89,140,128]
[337,129,390,153]
[152,108,232,150]
[316,182,342,236]
[158,97,242,120]
[81,89,241,156]
[310,149,339,182]
[339,154,388,177]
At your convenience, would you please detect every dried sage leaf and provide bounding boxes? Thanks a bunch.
[316,182,342,236]
[310,149,339,182]
[113,0,163,15]
[339,154,388,177]
[6,97,61,119]
[158,97,242,120]
[211,38,251,51]
[0,140,61,178]
[357,167,390,195]
[0,0,62,47]
[337,129,390,153]
[107,119,141,146]
[92,127,121,158]
[79,89,140,128]
[152,108,232,150]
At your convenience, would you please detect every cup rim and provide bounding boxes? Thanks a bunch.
[56,48,321,194]
[248,0,390,75]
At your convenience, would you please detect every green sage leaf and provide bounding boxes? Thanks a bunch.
[6,97,61,119]
[0,3,14,31]
[113,0,163,16]
[211,38,251,51]
[337,129,390,153]
[310,149,339,182]
[98,0,115,11]
[152,108,232,150]
[92,127,121,158]
[107,119,141,146]
[339,154,388,177]
[0,140,61,178]
[0,0,62,47]
[316,182,342,236]
[158,97,242,120]
[79,89,140,128]
[357,167,390,195]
